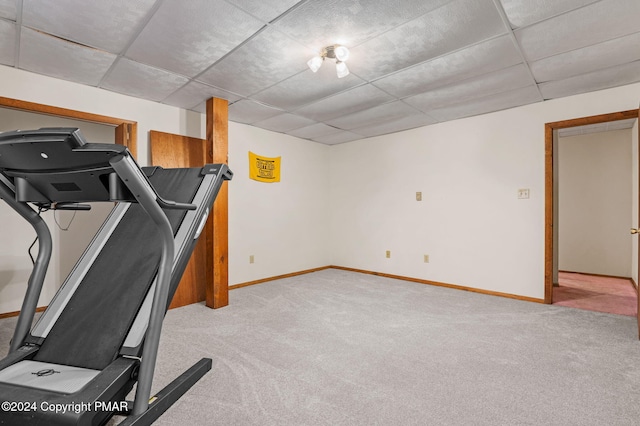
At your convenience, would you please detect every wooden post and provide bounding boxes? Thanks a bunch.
[206,97,229,308]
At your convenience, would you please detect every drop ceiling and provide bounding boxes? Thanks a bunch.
[0,0,638,144]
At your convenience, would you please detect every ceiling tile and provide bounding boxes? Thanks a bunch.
[19,27,116,86]
[22,0,157,53]
[515,0,640,61]
[126,0,264,78]
[539,61,640,100]
[252,60,365,110]
[272,0,451,50]
[351,114,437,138]
[0,0,17,20]
[229,100,283,124]
[349,0,507,81]
[558,118,637,137]
[227,0,303,23]
[197,27,310,97]
[427,85,542,122]
[606,119,637,131]
[294,84,395,122]
[0,19,15,66]
[100,58,189,102]
[312,131,363,145]
[191,102,208,114]
[499,0,599,28]
[530,32,640,82]
[404,64,533,112]
[253,112,316,132]
[326,100,423,130]
[162,80,241,109]
[286,122,342,139]
[372,35,522,98]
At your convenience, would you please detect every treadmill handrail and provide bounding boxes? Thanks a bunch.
[0,180,52,353]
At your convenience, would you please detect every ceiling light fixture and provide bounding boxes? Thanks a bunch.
[307,45,350,78]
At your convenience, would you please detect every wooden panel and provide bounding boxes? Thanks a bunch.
[206,98,229,309]
[149,130,210,309]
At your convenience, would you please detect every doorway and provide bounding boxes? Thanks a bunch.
[0,96,136,316]
[545,109,639,321]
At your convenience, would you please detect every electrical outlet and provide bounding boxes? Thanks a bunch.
[517,188,530,199]
[386,250,391,258]
[424,254,429,263]
[249,255,254,264]
[416,191,422,201]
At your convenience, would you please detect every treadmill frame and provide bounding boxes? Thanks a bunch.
[0,128,232,425]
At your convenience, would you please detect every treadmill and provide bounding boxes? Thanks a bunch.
[0,127,232,425]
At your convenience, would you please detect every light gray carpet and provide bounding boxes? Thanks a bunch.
[2,269,640,425]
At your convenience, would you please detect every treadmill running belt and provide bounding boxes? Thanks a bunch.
[34,168,203,371]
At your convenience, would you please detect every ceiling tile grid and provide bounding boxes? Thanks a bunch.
[0,19,15,66]
[227,0,303,23]
[529,31,640,83]
[351,113,438,138]
[404,64,534,113]
[372,35,523,98]
[252,112,316,133]
[312,130,364,145]
[228,99,283,124]
[100,58,189,102]
[349,0,508,81]
[499,0,600,29]
[1,0,638,144]
[21,0,158,53]
[162,80,242,110]
[126,0,265,78]
[272,0,452,51]
[293,83,395,122]
[252,60,365,110]
[0,0,16,21]
[325,100,425,131]
[19,27,117,86]
[286,122,342,139]
[426,85,542,122]
[539,60,640,100]
[515,0,640,62]
[196,27,312,97]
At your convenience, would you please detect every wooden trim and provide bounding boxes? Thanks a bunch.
[544,123,554,304]
[558,270,633,280]
[230,267,331,290]
[206,98,229,309]
[330,266,545,303]
[545,109,638,129]
[0,96,138,157]
[231,265,544,304]
[0,306,46,320]
[544,109,640,306]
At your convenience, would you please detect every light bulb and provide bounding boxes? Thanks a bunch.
[307,56,323,73]
[334,45,350,62]
[336,61,349,78]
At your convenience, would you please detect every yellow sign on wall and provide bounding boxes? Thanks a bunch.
[249,151,281,183]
